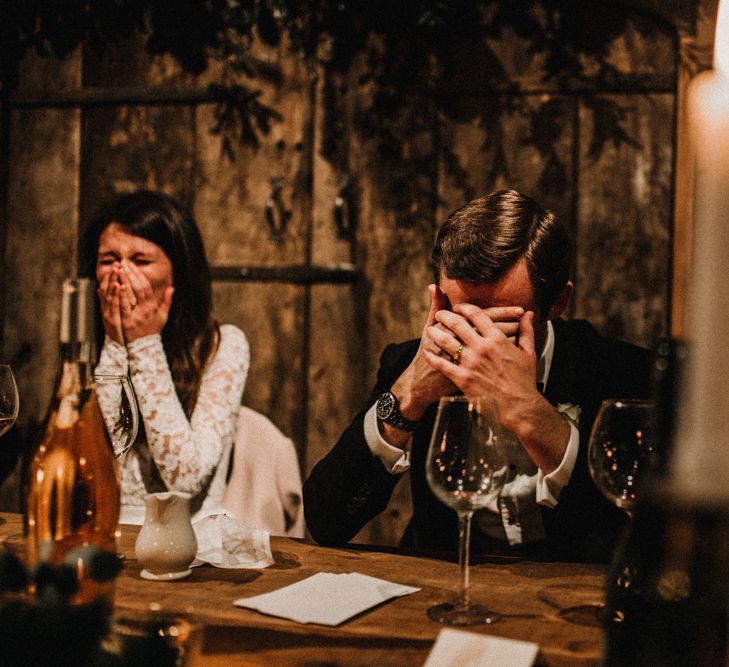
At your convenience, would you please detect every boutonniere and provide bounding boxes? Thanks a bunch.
[556,403,582,428]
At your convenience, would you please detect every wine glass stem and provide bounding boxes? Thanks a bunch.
[457,510,473,608]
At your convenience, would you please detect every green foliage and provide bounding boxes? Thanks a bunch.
[0,1,680,225]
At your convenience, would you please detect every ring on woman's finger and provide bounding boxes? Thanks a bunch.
[452,344,466,365]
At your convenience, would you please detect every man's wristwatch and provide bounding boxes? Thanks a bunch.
[376,391,419,432]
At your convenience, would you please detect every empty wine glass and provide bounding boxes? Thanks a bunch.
[0,365,19,437]
[557,398,657,627]
[589,399,657,518]
[94,374,139,458]
[425,395,517,626]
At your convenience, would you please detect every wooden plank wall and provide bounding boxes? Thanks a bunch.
[0,4,701,546]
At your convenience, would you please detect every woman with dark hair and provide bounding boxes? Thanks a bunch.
[83,190,249,517]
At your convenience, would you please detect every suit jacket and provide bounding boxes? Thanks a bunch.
[303,319,654,563]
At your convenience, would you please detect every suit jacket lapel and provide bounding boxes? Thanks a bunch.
[543,318,584,407]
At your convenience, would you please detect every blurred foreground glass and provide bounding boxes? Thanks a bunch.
[105,608,203,666]
[0,365,19,528]
[94,374,139,458]
[0,365,19,438]
[425,395,516,626]
[588,399,657,518]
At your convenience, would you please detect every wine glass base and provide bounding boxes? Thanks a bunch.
[427,602,501,626]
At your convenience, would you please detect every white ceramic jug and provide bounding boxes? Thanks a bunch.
[135,491,198,581]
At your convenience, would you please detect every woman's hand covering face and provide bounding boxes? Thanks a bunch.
[96,223,174,344]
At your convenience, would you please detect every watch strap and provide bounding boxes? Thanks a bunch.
[376,391,419,432]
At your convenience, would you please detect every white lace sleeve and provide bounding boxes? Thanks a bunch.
[95,337,129,376]
[126,324,249,495]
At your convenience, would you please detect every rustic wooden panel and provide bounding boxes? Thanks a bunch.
[80,105,195,220]
[4,106,81,424]
[0,3,685,538]
[15,48,82,94]
[195,37,312,466]
[212,282,306,449]
[438,8,545,94]
[0,50,82,510]
[331,72,437,546]
[305,57,367,479]
[193,106,308,264]
[305,283,368,471]
[3,47,82,416]
[79,35,195,232]
[602,12,677,77]
[440,2,677,95]
[436,95,576,235]
[81,29,192,89]
[575,94,673,348]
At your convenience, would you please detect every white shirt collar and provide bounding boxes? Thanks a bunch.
[536,320,555,389]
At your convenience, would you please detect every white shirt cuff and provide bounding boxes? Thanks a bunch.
[536,421,579,508]
[363,404,411,474]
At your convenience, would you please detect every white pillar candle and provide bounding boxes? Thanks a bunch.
[672,1,729,501]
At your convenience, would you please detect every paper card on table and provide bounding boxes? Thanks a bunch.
[233,572,419,626]
[424,628,538,667]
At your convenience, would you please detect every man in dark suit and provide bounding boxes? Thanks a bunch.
[304,190,653,563]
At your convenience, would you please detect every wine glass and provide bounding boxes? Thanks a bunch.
[554,398,656,626]
[94,374,139,458]
[0,365,19,526]
[588,399,657,518]
[0,365,19,438]
[425,395,517,626]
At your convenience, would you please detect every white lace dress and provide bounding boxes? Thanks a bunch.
[95,324,249,516]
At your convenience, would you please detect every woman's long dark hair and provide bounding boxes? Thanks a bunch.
[82,190,219,418]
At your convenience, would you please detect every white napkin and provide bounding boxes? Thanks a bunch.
[119,505,146,525]
[424,628,538,667]
[191,511,274,569]
[233,572,419,625]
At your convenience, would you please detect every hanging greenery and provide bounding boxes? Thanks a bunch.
[0,1,686,225]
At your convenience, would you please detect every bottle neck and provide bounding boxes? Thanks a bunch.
[59,340,95,364]
[58,341,94,381]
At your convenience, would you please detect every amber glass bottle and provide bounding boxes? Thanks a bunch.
[26,278,120,605]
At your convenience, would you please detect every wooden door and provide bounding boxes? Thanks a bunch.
[0,4,686,548]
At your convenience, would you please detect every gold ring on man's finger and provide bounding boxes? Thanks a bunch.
[452,344,465,365]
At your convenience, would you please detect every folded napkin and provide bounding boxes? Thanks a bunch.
[234,572,420,625]
[119,505,146,525]
[424,628,538,667]
[191,512,273,569]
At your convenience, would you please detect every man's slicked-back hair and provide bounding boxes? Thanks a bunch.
[431,190,571,314]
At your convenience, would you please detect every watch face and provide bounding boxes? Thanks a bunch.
[377,392,395,419]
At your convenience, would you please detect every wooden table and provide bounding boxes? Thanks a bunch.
[0,513,605,666]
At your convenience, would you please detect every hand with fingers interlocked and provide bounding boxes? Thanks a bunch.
[97,260,174,345]
[379,285,534,450]
[391,285,458,411]
[423,301,570,474]
[423,302,538,414]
